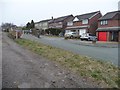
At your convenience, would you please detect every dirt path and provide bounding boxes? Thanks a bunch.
[2,33,104,88]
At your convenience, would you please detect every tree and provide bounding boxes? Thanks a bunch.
[45,28,62,35]
[30,20,35,29]
[26,22,31,29]
[1,23,16,32]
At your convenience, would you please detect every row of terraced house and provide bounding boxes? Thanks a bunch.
[35,10,120,42]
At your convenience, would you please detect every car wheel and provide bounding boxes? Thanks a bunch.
[70,36,73,39]
[81,39,83,41]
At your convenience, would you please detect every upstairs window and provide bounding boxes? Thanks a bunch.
[82,19,88,24]
[100,20,108,25]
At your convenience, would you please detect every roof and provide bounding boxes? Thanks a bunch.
[35,19,51,24]
[40,19,52,22]
[76,11,100,20]
[49,15,74,23]
[99,10,120,20]
[96,27,120,31]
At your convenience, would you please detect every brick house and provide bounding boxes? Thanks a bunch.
[48,15,74,30]
[35,19,51,31]
[96,11,120,42]
[65,11,102,36]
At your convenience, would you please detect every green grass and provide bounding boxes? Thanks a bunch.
[15,38,120,88]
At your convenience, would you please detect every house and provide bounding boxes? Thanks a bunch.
[35,19,51,33]
[48,15,74,30]
[96,11,120,42]
[65,11,102,36]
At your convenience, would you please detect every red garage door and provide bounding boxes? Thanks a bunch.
[98,32,107,41]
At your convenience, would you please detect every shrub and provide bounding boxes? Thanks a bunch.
[45,28,62,36]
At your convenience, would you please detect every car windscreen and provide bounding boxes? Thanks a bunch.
[72,33,76,34]
[89,34,95,36]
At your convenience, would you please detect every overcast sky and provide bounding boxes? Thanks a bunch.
[0,0,119,26]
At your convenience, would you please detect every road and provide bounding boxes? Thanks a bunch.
[22,34,118,66]
[2,32,106,88]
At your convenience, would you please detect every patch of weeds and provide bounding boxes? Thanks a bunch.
[115,78,120,88]
[15,38,119,88]
[91,70,103,80]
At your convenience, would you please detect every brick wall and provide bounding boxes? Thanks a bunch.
[98,20,119,28]
[89,13,102,34]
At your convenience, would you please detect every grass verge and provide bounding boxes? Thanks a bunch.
[15,38,120,88]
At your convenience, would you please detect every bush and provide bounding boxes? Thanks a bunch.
[45,28,62,36]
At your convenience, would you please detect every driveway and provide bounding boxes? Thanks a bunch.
[2,32,104,88]
[22,34,118,66]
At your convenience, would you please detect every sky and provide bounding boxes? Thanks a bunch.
[0,0,119,26]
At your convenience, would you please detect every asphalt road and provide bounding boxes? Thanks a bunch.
[22,34,118,66]
[2,32,106,88]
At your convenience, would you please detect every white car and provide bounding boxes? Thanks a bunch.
[65,32,79,39]
[80,33,97,41]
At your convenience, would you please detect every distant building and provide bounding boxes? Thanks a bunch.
[35,19,51,30]
[48,15,74,30]
[35,19,51,34]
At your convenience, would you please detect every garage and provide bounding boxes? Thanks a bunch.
[98,32,107,41]
[79,29,86,36]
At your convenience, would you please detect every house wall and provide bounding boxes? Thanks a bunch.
[72,13,101,35]
[62,16,74,29]
[73,21,89,26]
[119,20,120,26]
[118,31,120,42]
[49,22,63,29]
[35,22,49,30]
[48,23,55,28]
[89,13,102,34]
[97,14,120,42]
[54,22,63,28]
[98,20,119,28]
[35,23,40,30]
[40,22,49,30]
[48,16,74,30]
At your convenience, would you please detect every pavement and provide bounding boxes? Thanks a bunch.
[2,32,107,88]
[67,39,118,48]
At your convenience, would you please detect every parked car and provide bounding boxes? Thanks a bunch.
[80,33,97,41]
[64,32,79,39]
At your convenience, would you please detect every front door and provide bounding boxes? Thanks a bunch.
[111,31,118,41]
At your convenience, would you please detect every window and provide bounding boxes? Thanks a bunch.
[59,22,62,24]
[82,19,88,24]
[67,22,73,26]
[100,20,108,25]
